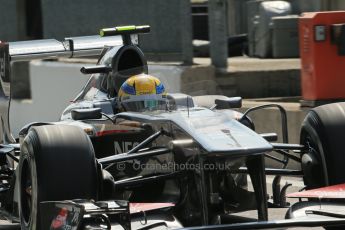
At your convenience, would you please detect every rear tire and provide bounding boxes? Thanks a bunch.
[18,125,98,230]
[300,102,345,189]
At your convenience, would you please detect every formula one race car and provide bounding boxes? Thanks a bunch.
[0,25,345,229]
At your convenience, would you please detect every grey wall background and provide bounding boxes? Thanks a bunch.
[10,62,90,137]
[328,1,345,10]
[0,0,21,41]
[40,0,193,62]
[2,0,345,43]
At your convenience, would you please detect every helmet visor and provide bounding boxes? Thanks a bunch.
[122,100,167,112]
[121,94,167,112]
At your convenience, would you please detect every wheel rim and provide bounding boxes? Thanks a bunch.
[301,131,328,188]
[20,158,32,225]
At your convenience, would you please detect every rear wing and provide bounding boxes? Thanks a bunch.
[0,25,150,99]
[0,25,149,144]
[8,35,125,62]
[7,25,149,63]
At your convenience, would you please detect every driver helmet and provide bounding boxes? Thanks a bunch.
[118,74,167,112]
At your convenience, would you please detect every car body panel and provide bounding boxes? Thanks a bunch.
[117,108,273,157]
[287,183,345,199]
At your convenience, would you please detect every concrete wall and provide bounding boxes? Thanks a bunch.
[289,0,323,13]
[10,61,90,137]
[328,1,345,10]
[0,0,23,41]
[40,0,193,62]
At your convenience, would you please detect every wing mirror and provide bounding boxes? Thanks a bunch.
[71,108,102,120]
[168,139,195,151]
[215,97,242,109]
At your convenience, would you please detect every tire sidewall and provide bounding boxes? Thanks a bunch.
[301,104,345,188]
[18,135,39,230]
[18,125,98,230]
[300,120,328,187]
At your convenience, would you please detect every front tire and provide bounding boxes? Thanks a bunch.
[300,102,345,189]
[18,125,98,230]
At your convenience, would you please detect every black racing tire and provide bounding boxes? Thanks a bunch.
[18,125,98,230]
[300,102,345,189]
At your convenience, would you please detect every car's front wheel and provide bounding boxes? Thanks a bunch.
[300,102,345,189]
[18,125,98,230]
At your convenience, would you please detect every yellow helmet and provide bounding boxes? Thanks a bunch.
[118,74,167,111]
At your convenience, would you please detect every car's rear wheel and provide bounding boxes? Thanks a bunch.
[300,102,345,189]
[18,125,98,230]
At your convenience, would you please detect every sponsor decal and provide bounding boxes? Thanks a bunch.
[50,208,72,230]
[114,141,139,154]
[96,129,129,137]
[41,202,82,230]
